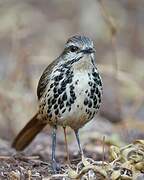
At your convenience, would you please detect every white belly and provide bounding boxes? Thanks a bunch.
[57,70,101,130]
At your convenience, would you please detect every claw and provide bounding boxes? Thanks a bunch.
[52,160,61,173]
[82,155,90,166]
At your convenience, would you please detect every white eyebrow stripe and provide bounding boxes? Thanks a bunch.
[65,42,79,48]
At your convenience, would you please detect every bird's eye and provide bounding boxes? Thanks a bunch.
[69,45,79,52]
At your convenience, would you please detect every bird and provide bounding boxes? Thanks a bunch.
[12,35,103,173]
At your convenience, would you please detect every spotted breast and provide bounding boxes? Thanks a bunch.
[39,54,102,130]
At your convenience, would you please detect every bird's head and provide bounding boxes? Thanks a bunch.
[61,35,96,65]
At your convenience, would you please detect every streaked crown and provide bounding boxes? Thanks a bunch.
[62,35,95,61]
[66,35,94,50]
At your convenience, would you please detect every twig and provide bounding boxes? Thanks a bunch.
[10,16,32,90]
[98,0,122,121]
[0,155,12,160]
[28,170,32,180]
[97,0,117,37]
[63,127,71,166]
[102,136,105,168]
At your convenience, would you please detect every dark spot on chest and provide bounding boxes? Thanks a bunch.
[54,81,59,86]
[94,98,97,105]
[61,80,66,87]
[88,81,93,86]
[90,88,95,95]
[50,83,54,89]
[48,104,52,109]
[58,97,62,104]
[54,93,59,98]
[47,109,51,114]
[92,68,102,87]
[69,98,74,104]
[54,104,58,109]
[98,79,102,86]
[53,87,57,93]
[70,84,75,90]
[75,80,79,85]
[58,88,63,95]
[88,73,91,80]
[60,103,64,109]
[66,77,72,84]
[93,78,100,85]
[88,111,92,118]
[90,94,94,99]
[48,97,52,104]
[99,98,101,103]
[93,84,96,89]
[88,100,92,108]
[85,89,88,94]
[62,108,66,113]
[66,101,70,106]
[70,90,76,99]
[55,109,59,115]
[95,87,99,94]
[51,98,56,104]
[84,98,88,105]
[61,86,66,92]
[92,72,98,77]
[62,92,67,101]
[66,69,70,75]
[58,97,64,109]
[97,90,101,98]
[54,74,63,82]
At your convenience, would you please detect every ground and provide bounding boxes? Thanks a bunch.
[0,129,144,180]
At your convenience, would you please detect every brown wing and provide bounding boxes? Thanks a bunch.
[37,58,60,100]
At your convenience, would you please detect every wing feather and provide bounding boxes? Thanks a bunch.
[37,58,59,99]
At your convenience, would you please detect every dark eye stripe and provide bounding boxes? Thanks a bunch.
[69,45,79,52]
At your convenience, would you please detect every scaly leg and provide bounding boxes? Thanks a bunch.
[74,130,84,156]
[63,127,71,166]
[51,126,59,173]
[75,130,91,167]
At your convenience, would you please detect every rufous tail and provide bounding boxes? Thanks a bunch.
[12,113,47,151]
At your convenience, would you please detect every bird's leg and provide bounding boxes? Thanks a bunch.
[51,126,59,173]
[74,130,90,167]
[74,130,84,157]
[63,127,71,166]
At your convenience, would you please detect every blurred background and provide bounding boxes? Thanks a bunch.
[0,0,144,157]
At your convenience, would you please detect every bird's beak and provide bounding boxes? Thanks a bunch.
[80,48,95,54]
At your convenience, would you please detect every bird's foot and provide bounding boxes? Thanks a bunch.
[81,154,90,166]
[52,159,61,173]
